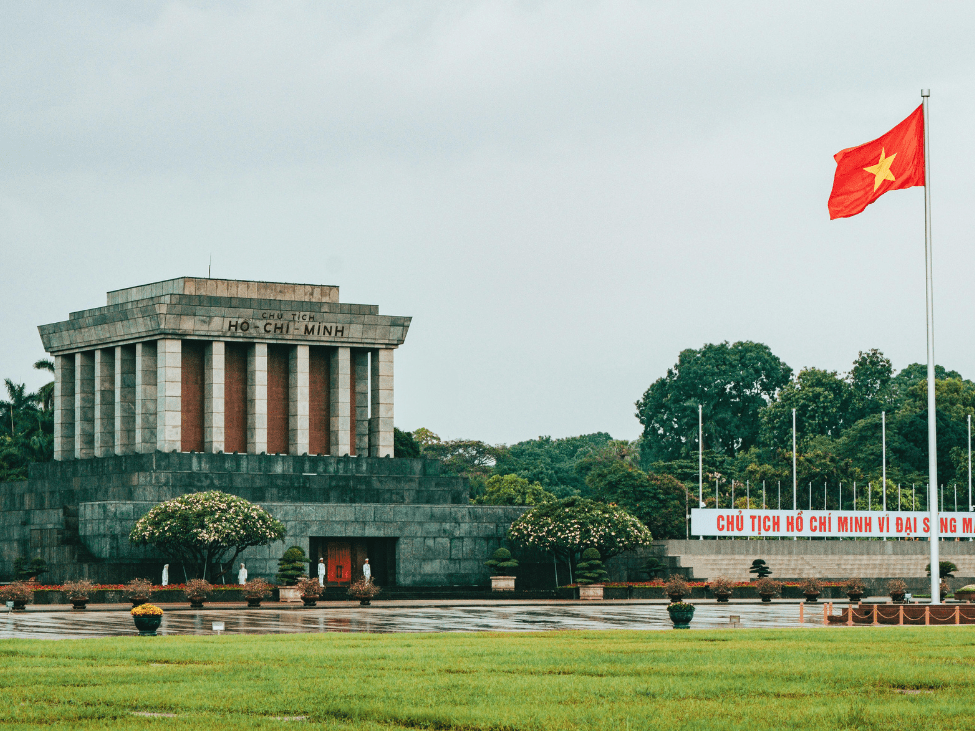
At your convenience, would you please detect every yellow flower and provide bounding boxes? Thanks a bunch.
[131,603,164,617]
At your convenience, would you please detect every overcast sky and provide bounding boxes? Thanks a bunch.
[2,2,974,445]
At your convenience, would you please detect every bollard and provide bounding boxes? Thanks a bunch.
[847,602,853,626]
[823,602,828,626]
[872,604,878,627]
[898,605,903,626]
[925,606,930,626]
[799,602,804,624]
[956,606,961,626]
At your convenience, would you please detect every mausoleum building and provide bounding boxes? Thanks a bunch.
[0,279,524,586]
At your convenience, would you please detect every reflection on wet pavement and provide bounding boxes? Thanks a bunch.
[0,603,818,640]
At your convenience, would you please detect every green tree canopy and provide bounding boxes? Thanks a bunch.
[472,474,555,506]
[759,368,853,449]
[492,433,614,498]
[507,496,652,562]
[393,427,421,458]
[636,341,792,463]
[129,491,286,581]
[583,460,689,540]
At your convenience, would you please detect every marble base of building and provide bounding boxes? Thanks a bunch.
[0,453,526,587]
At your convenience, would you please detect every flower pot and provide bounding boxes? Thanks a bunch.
[301,596,318,607]
[491,575,516,592]
[70,598,89,610]
[278,587,301,603]
[760,593,773,603]
[804,593,820,604]
[847,593,863,603]
[246,598,262,608]
[667,606,695,629]
[940,591,948,602]
[189,599,205,609]
[954,591,975,603]
[579,585,604,601]
[133,615,162,636]
[667,593,684,604]
[359,599,371,606]
[11,600,27,611]
[714,593,730,603]
[890,592,905,603]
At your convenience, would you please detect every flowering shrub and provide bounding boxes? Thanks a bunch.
[131,603,164,617]
[183,578,212,602]
[62,580,96,599]
[347,578,382,600]
[886,579,907,596]
[664,575,690,598]
[708,576,733,594]
[123,578,154,602]
[800,578,822,594]
[0,582,34,603]
[754,577,782,596]
[667,602,694,611]
[297,577,323,598]
[243,578,273,600]
[129,491,286,581]
[843,577,866,594]
[507,496,652,565]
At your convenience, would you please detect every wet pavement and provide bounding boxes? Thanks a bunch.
[0,602,822,640]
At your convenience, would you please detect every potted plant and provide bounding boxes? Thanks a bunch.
[886,579,908,603]
[667,601,695,629]
[940,578,950,603]
[664,575,690,604]
[184,578,212,609]
[123,578,153,607]
[954,585,975,603]
[800,578,822,604]
[297,577,323,607]
[276,546,310,603]
[0,581,34,611]
[575,548,609,600]
[62,579,96,610]
[484,548,519,591]
[131,603,164,636]
[243,578,272,608]
[754,577,781,603]
[347,578,382,606]
[709,576,733,603]
[844,577,866,603]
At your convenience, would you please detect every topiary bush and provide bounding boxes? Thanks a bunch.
[749,559,772,579]
[926,561,957,578]
[276,546,310,586]
[484,548,519,576]
[575,548,608,585]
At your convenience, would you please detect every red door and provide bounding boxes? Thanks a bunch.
[327,542,351,583]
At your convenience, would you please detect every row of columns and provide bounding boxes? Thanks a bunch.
[53,340,394,460]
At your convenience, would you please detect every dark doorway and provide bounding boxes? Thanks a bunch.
[309,537,397,587]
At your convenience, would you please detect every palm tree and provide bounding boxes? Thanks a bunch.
[33,359,55,413]
[1,379,39,437]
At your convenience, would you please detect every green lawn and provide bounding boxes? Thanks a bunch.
[2,627,973,730]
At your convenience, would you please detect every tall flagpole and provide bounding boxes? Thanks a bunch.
[882,410,887,540]
[792,408,797,541]
[922,89,940,605]
[699,404,703,540]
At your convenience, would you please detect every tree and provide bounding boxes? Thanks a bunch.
[575,548,608,585]
[472,474,555,506]
[493,433,614,498]
[33,359,55,414]
[636,341,792,462]
[507,496,652,567]
[276,546,310,585]
[848,349,893,421]
[129,491,286,580]
[393,428,421,458]
[760,368,853,450]
[582,460,689,540]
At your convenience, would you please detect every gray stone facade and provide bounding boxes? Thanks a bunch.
[0,453,526,586]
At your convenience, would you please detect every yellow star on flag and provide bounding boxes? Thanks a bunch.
[863,148,897,191]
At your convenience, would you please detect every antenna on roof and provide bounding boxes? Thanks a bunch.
[208,255,212,279]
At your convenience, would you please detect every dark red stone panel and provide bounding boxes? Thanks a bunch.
[349,362,356,457]
[267,345,290,455]
[309,347,330,455]
[180,341,205,453]
[225,343,248,453]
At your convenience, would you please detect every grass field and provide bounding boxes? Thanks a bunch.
[2,627,974,730]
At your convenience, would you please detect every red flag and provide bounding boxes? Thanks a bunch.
[828,105,925,220]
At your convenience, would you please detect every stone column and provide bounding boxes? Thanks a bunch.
[135,341,158,453]
[54,354,75,461]
[329,347,351,456]
[247,342,268,453]
[114,345,136,455]
[205,341,225,453]
[289,345,309,455]
[369,348,394,458]
[93,349,115,457]
[74,351,95,460]
[156,339,182,452]
[353,350,369,457]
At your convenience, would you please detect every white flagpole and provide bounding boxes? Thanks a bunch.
[882,411,887,511]
[968,414,971,514]
[699,403,703,540]
[922,89,940,605]
[792,408,797,541]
